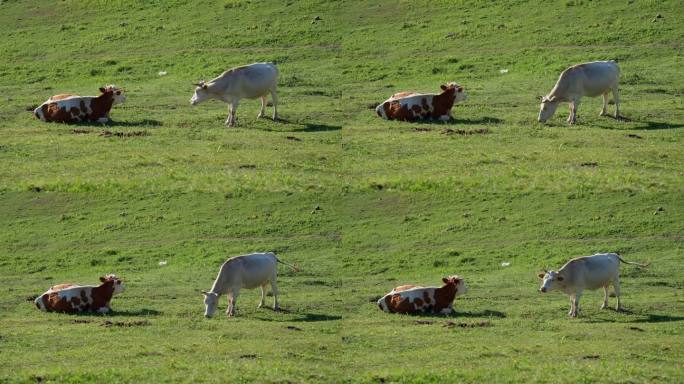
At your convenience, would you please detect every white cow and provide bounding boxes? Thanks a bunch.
[201,252,298,318]
[190,62,279,126]
[538,253,649,317]
[538,60,620,125]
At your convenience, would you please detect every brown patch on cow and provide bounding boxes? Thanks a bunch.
[392,103,415,121]
[421,97,430,111]
[46,292,77,313]
[413,297,424,308]
[431,85,457,119]
[50,94,77,101]
[393,284,420,292]
[433,279,459,312]
[42,103,73,123]
[89,280,115,311]
[69,107,81,119]
[390,294,416,313]
[411,104,422,114]
[423,291,432,305]
[88,91,114,121]
[70,297,81,307]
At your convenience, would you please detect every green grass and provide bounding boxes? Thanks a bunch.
[1,0,683,383]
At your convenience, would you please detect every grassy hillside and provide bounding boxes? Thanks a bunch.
[1,0,683,383]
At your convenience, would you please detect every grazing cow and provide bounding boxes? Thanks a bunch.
[34,274,125,314]
[375,83,466,122]
[538,60,620,125]
[190,62,279,127]
[377,276,467,315]
[33,86,126,123]
[201,252,298,318]
[538,253,649,317]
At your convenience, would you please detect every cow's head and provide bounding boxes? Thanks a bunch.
[190,81,210,105]
[201,291,219,318]
[440,83,467,103]
[100,85,126,105]
[538,270,563,293]
[100,274,126,294]
[441,275,467,296]
[538,96,559,122]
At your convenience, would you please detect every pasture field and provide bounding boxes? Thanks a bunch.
[1,0,683,382]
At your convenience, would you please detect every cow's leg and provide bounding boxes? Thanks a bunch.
[270,88,278,122]
[569,291,582,317]
[568,99,579,125]
[601,285,610,309]
[97,306,110,314]
[257,96,266,119]
[226,101,239,127]
[600,92,609,116]
[258,284,267,308]
[614,275,623,311]
[96,117,110,124]
[227,288,239,317]
[440,307,453,315]
[611,85,620,118]
[270,275,280,311]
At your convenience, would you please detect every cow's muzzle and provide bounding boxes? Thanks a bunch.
[539,287,547,293]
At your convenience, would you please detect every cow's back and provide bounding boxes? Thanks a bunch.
[560,253,620,290]
[220,252,277,289]
[215,63,278,99]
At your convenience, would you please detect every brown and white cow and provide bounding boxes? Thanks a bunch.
[34,274,126,314]
[377,276,467,315]
[375,83,466,122]
[34,85,126,123]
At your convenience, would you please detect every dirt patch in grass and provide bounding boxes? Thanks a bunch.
[286,325,303,331]
[101,320,150,327]
[71,319,92,324]
[286,136,302,141]
[441,128,489,136]
[580,162,598,167]
[71,129,92,134]
[444,321,492,329]
[99,130,149,138]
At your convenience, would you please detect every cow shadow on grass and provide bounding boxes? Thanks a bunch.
[253,118,341,133]
[252,308,342,322]
[70,308,162,317]
[593,116,684,130]
[581,311,684,324]
[66,119,163,128]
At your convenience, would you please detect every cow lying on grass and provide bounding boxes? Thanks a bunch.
[538,253,649,317]
[35,274,126,314]
[34,85,126,123]
[202,252,299,318]
[377,276,467,315]
[375,83,467,122]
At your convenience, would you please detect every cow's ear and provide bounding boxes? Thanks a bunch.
[99,87,106,93]
[201,84,208,90]
[440,84,447,91]
[442,277,449,284]
[99,276,106,282]
[556,275,564,281]
[538,273,545,279]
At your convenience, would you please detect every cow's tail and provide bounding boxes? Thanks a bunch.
[276,257,300,272]
[616,254,650,268]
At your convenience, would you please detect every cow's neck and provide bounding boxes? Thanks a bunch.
[92,281,115,302]
[90,93,114,118]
